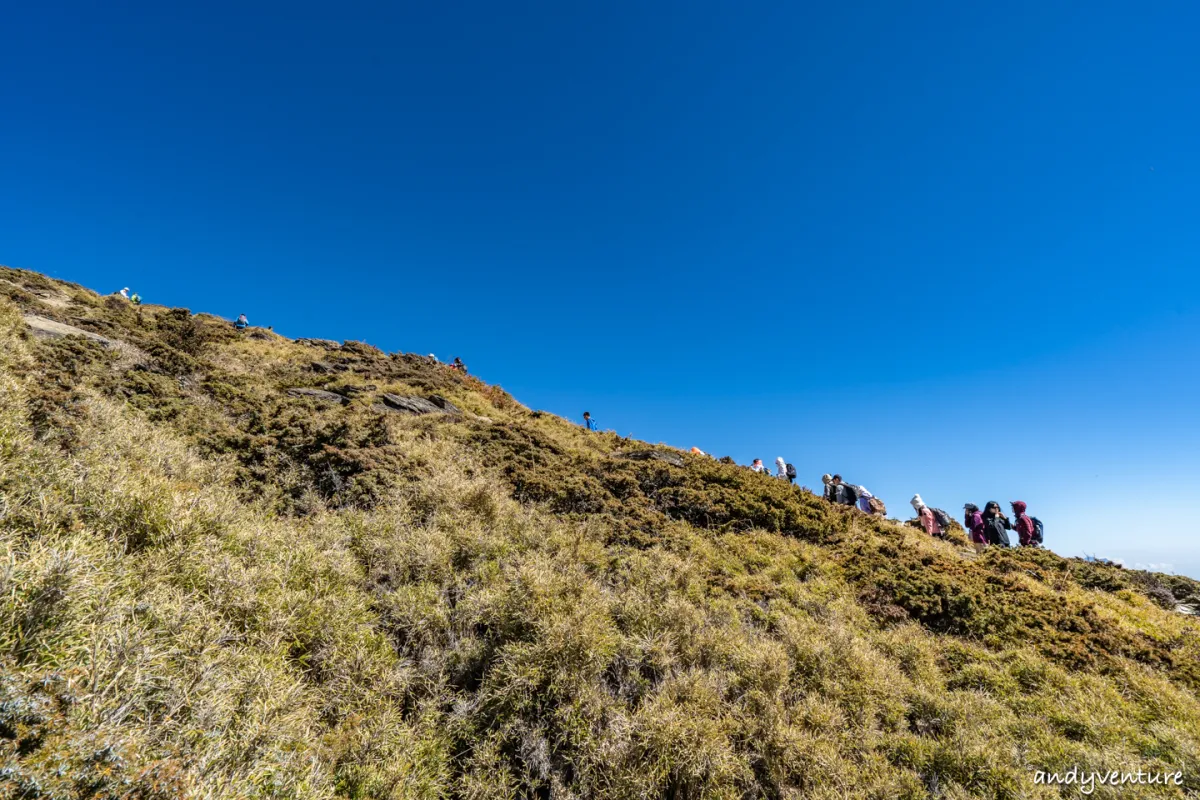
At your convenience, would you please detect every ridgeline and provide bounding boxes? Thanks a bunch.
[2,265,1198,799]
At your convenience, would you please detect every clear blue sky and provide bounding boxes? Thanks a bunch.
[3,1,1198,576]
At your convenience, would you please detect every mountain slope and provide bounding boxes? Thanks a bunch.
[2,265,1198,799]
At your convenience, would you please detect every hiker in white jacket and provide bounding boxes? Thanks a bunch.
[775,457,788,478]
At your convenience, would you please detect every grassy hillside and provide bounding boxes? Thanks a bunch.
[2,265,1199,799]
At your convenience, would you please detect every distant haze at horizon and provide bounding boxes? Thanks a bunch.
[2,1,1197,578]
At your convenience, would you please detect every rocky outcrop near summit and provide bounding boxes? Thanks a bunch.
[286,387,349,404]
[376,393,461,415]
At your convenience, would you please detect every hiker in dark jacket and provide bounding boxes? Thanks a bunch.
[1011,501,1036,546]
[981,501,1012,547]
[964,504,987,553]
[825,475,858,507]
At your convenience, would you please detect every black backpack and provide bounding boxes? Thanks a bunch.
[930,508,952,529]
[785,463,797,479]
[841,484,860,505]
[987,516,1011,547]
[1031,517,1044,545]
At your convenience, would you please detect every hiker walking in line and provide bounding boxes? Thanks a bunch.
[981,501,1012,548]
[824,474,859,507]
[130,292,141,305]
[235,313,249,330]
[450,357,467,373]
[854,484,877,514]
[778,458,797,483]
[775,457,788,479]
[583,411,596,431]
[964,503,987,553]
[834,475,860,507]
[1011,501,1040,546]
[911,494,946,537]
[750,458,768,473]
[118,287,130,299]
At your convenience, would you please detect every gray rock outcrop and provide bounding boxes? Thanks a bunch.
[286,388,348,404]
[377,393,461,416]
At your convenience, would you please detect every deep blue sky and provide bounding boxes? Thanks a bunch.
[3,1,1198,576]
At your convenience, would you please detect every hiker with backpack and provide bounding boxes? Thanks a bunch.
[779,458,797,484]
[981,501,1012,547]
[855,485,885,515]
[911,495,952,537]
[1011,501,1042,546]
[235,313,249,330]
[824,474,859,507]
[963,503,987,553]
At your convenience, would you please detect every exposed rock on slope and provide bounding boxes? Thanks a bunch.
[24,312,117,344]
[286,387,349,404]
[613,448,685,467]
[377,392,461,415]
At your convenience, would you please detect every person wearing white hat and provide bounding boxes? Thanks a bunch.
[118,287,130,299]
[911,494,943,537]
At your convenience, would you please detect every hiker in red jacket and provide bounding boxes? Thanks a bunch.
[1011,501,1036,546]
[963,503,987,553]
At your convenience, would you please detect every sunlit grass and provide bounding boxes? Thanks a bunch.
[2,266,1198,798]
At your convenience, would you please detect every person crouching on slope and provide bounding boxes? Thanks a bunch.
[911,494,944,537]
[855,485,886,515]
[1011,501,1036,546]
[963,503,987,554]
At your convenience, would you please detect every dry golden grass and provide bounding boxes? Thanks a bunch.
[2,268,1199,798]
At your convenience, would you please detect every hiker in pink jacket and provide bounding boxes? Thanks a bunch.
[910,494,943,537]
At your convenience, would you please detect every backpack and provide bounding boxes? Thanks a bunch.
[930,508,953,529]
[785,463,797,479]
[868,496,886,516]
[841,484,860,505]
[1031,517,1044,545]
